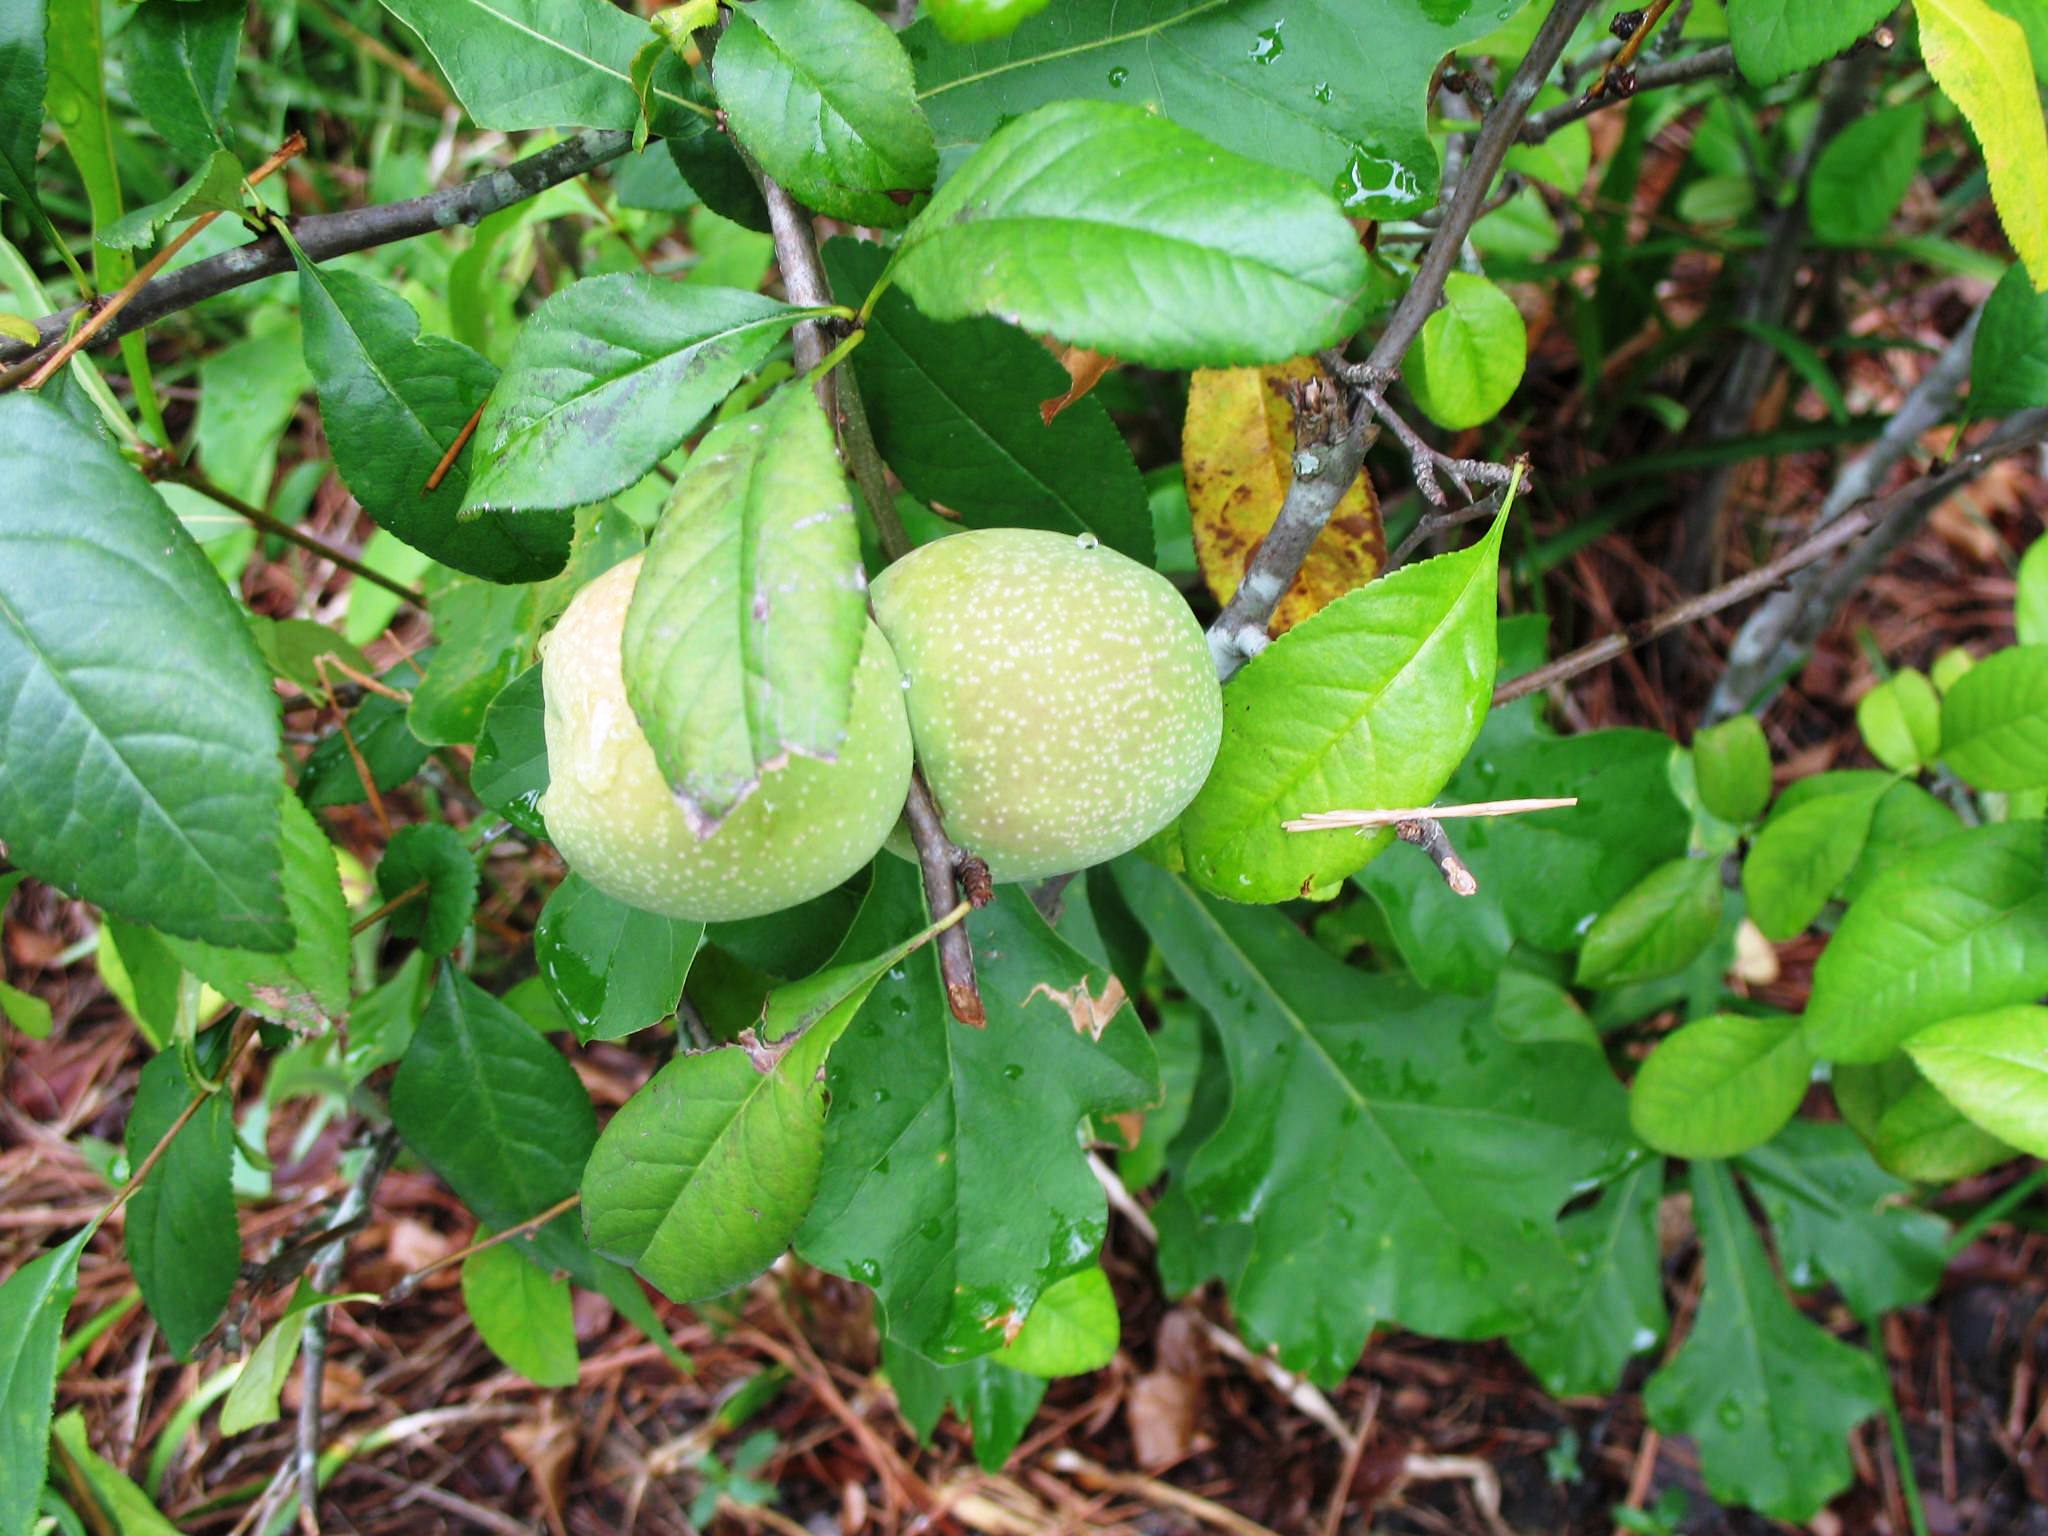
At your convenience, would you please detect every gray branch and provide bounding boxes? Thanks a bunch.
[0,129,635,366]
[1515,44,1735,143]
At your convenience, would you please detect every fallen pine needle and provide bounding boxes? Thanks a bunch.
[1282,796,1577,833]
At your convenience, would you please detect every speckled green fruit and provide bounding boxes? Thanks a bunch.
[872,528,1222,882]
[539,555,912,921]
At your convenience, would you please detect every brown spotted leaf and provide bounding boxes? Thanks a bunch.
[1183,358,1382,634]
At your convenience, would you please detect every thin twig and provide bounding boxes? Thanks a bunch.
[1517,44,1734,142]
[422,401,485,494]
[350,879,429,936]
[381,1192,582,1305]
[1498,410,2048,705]
[297,1126,401,1534]
[1587,0,1678,102]
[1367,389,1521,509]
[0,131,637,366]
[1282,797,1578,832]
[1396,818,1479,895]
[1389,491,1505,568]
[19,134,308,390]
[902,770,989,1028]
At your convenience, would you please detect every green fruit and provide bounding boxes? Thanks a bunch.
[872,527,1221,881]
[539,554,912,921]
[925,0,1054,44]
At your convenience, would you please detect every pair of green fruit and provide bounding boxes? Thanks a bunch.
[539,527,1224,921]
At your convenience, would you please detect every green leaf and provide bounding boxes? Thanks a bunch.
[1871,1066,2017,1180]
[250,619,373,701]
[1905,1005,2048,1157]
[463,278,820,517]
[0,395,290,951]
[1843,780,1962,902]
[1181,516,1502,904]
[1940,643,2048,789]
[1576,856,1726,988]
[1114,857,1634,1384]
[1736,1118,1949,1317]
[98,921,182,1049]
[924,0,1054,44]
[583,901,960,1302]
[1972,263,2048,414]
[377,0,696,133]
[1917,0,2048,289]
[533,873,702,1043]
[884,100,1370,369]
[1119,999,1204,1190]
[342,949,430,1085]
[1402,272,1528,432]
[0,1228,89,1536]
[883,1337,1046,1472]
[1629,1013,1814,1158]
[822,238,1151,562]
[1725,0,1893,84]
[122,0,242,164]
[392,967,597,1230]
[98,149,244,251]
[621,386,865,830]
[219,1280,371,1435]
[122,1051,237,1361]
[375,823,478,958]
[471,665,550,840]
[1809,101,1926,244]
[1692,715,1772,825]
[0,978,51,1039]
[1740,772,1891,940]
[461,1235,580,1387]
[798,864,1158,1363]
[50,1410,180,1535]
[165,797,351,1029]
[1644,1162,1885,1522]
[295,258,571,585]
[0,0,50,226]
[1805,822,2048,1062]
[297,678,431,811]
[991,1266,1117,1377]
[1508,1164,1666,1397]
[1857,667,1942,772]
[907,0,1535,221]
[714,0,935,229]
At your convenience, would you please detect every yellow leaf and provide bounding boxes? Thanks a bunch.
[1916,0,2048,289]
[1182,358,1382,633]
[0,312,39,345]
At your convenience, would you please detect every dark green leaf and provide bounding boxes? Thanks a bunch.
[823,238,1151,561]
[297,684,431,811]
[99,149,243,250]
[461,1237,580,1387]
[715,0,935,228]
[1737,1118,1948,1317]
[0,1227,89,1536]
[471,665,550,840]
[1629,1013,1814,1158]
[1509,1164,1666,1397]
[123,0,242,164]
[1805,822,2048,1062]
[124,1051,238,1360]
[1809,102,1926,244]
[0,395,290,951]
[464,278,821,517]
[622,386,865,829]
[1115,857,1635,1384]
[886,100,1370,368]
[798,864,1158,1363]
[342,949,430,1085]
[376,823,478,957]
[883,1337,1046,1472]
[1725,0,1894,84]
[666,109,770,231]
[705,883,866,981]
[1181,517,1502,903]
[1644,1162,1885,1522]
[907,0,1533,221]
[0,0,49,223]
[1119,999,1204,1191]
[295,257,572,584]
[1973,262,2048,414]
[1692,714,1772,825]
[533,873,702,1043]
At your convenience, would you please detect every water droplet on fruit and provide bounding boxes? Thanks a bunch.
[1074,532,1099,550]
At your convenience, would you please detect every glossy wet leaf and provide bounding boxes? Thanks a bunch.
[714,0,935,228]
[1805,822,2048,1062]
[1183,359,1383,634]
[462,1237,580,1387]
[823,238,1151,561]
[464,278,820,517]
[622,386,864,830]
[907,0,1535,220]
[533,873,702,1043]
[1940,644,2048,790]
[471,665,550,840]
[1905,1005,2048,1158]
[1180,516,1501,903]
[1508,1164,1666,1397]
[343,949,431,1085]
[297,677,432,812]
[375,822,478,958]
[0,0,49,226]
[1644,1162,1885,1522]
[1115,857,1635,1385]
[886,100,1370,369]
[1629,1013,1813,1158]
[884,1337,1046,1472]
[0,396,291,951]
[798,865,1158,1363]
[0,1227,90,1536]
[122,1051,237,1361]
[1575,856,1725,988]
[296,257,571,584]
